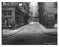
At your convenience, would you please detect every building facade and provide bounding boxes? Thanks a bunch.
[2,2,30,29]
[38,2,57,28]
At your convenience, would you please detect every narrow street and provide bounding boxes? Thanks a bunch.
[2,2,57,45]
[2,22,57,45]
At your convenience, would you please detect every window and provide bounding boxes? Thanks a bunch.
[2,11,11,16]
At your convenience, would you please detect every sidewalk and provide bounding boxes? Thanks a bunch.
[39,23,57,35]
[2,24,29,37]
